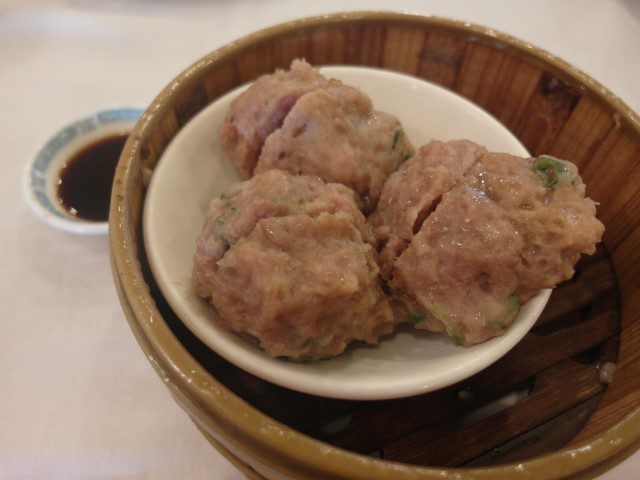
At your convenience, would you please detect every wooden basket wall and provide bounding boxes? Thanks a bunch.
[110,12,640,480]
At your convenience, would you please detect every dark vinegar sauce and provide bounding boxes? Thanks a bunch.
[57,133,129,222]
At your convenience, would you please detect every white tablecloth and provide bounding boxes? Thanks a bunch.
[1,1,638,478]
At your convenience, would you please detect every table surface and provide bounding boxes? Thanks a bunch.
[1,1,638,479]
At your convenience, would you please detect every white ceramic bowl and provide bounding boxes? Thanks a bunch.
[23,107,143,235]
[143,67,551,400]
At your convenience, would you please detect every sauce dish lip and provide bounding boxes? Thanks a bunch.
[23,106,144,235]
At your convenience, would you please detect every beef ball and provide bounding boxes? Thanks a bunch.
[369,140,486,278]
[219,59,328,178]
[193,170,394,360]
[255,81,414,212]
[391,147,603,346]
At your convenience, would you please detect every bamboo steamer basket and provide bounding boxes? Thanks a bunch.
[110,12,640,480]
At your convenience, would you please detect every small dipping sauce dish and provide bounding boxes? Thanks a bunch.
[23,107,143,234]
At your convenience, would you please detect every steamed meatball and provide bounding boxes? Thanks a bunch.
[392,148,603,346]
[255,81,414,212]
[193,170,394,360]
[219,59,327,177]
[369,140,486,278]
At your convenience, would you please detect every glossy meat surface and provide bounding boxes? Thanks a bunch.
[218,59,327,177]
[193,170,393,359]
[370,140,486,278]
[255,81,414,212]
[392,149,603,345]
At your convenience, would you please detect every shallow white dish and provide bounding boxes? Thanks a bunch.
[24,107,143,235]
[144,66,551,400]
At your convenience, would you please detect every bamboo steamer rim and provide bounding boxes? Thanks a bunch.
[110,11,640,480]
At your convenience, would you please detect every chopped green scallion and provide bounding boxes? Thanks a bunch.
[391,127,404,150]
[495,295,521,330]
[407,312,425,325]
[217,233,230,248]
[444,322,463,346]
[533,155,578,189]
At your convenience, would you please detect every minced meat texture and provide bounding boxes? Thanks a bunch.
[193,170,393,360]
[218,59,328,178]
[255,81,414,213]
[218,62,604,352]
[369,140,486,279]
[390,143,603,346]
